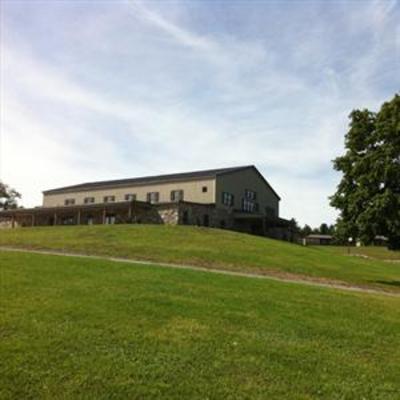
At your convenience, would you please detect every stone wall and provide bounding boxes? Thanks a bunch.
[155,202,234,229]
[156,204,179,225]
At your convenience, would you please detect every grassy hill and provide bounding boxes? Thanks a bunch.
[0,225,399,292]
[1,250,399,399]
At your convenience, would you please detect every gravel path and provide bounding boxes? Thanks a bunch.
[1,246,399,298]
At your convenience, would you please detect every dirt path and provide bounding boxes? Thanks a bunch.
[350,253,400,263]
[1,246,399,298]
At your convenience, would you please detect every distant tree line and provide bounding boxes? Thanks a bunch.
[289,219,335,238]
[0,182,21,211]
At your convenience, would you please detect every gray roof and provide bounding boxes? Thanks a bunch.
[43,165,268,195]
[306,234,333,239]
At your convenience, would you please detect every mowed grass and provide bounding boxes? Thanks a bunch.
[0,225,399,291]
[328,245,400,261]
[1,251,400,399]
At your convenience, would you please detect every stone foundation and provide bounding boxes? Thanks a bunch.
[155,202,234,229]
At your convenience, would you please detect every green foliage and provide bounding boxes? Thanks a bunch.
[331,94,400,250]
[1,251,400,399]
[319,223,330,235]
[0,182,21,210]
[301,224,313,236]
[299,223,335,237]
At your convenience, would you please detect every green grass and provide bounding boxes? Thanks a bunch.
[0,225,399,292]
[328,245,400,261]
[1,250,399,399]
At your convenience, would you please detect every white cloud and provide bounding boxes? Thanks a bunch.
[128,0,214,51]
[1,0,398,226]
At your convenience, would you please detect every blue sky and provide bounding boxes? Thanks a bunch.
[1,0,399,226]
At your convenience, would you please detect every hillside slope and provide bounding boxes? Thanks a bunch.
[1,250,399,399]
[0,225,399,291]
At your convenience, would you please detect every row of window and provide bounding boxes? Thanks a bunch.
[63,187,274,216]
[242,199,259,213]
[222,190,264,214]
[63,187,208,206]
[222,189,257,208]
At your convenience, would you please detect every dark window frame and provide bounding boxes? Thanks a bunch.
[147,192,159,204]
[202,186,208,193]
[170,189,184,202]
[64,198,75,206]
[245,189,257,200]
[222,192,234,207]
[84,197,95,204]
[103,195,116,203]
[242,198,259,213]
[124,193,136,201]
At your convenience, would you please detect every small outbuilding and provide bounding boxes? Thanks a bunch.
[303,234,333,246]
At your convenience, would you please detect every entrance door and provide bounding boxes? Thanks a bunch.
[105,214,116,224]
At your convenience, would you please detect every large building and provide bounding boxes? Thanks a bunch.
[0,165,294,240]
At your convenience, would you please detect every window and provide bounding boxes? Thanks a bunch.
[103,196,115,203]
[64,198,75,206]
[242,199,259,213]
[222,192,234,207]
[105,214,116,224]
[125,194,136,201]
[170,190,184,202]
[84,197,95,204]
[62,216,74,225]
[202,186,208,193]
[245,189,256,200]
[147,192,159,204]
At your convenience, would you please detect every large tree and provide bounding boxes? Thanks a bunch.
[330,94,400,250]
[0,182,21,210]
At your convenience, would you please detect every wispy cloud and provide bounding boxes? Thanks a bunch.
[1,0,398,226]
[128,0,214,50]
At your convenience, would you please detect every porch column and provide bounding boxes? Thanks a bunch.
[128,202,132,221]
[11,214,15,229]
[32,214,35,227]
[54,213,57,225]
[262,218,267,236]
[102,208,106,224]
[77,210,81,225]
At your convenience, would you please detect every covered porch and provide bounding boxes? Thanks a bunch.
[0,201,161,228]
[232,212,296,241]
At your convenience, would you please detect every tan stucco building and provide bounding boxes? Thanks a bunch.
[1,165,294,240]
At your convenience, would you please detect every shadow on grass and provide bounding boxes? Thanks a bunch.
[374,280,400,288]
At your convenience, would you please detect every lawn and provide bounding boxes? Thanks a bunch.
[0,225,399,292]
[328,245,400,261]
[1,250,399,399]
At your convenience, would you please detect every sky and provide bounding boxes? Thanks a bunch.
[0,0,399,226]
